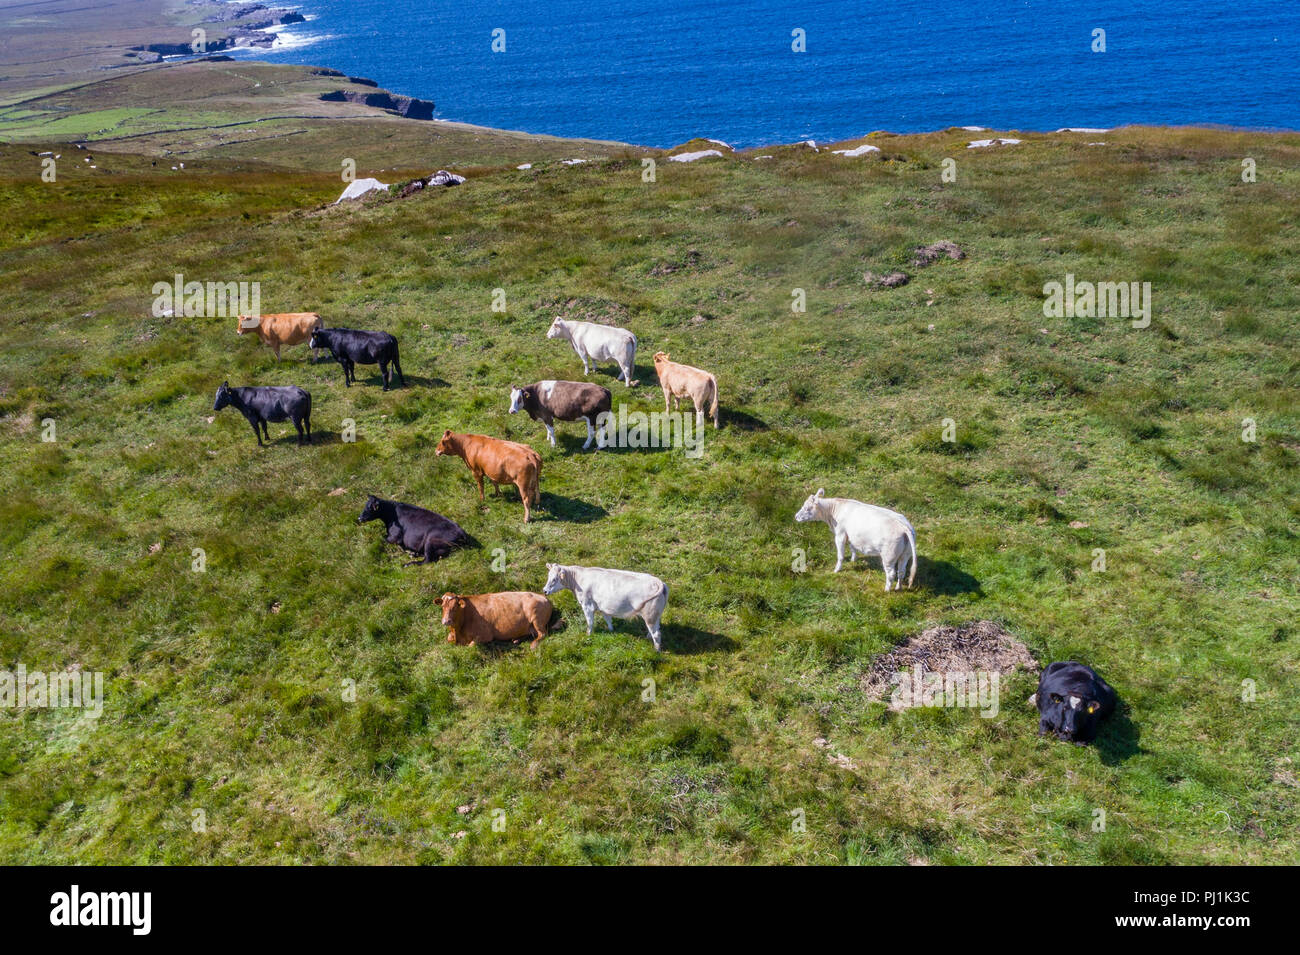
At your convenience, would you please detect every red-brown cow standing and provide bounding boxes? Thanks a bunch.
[435,429,542,522]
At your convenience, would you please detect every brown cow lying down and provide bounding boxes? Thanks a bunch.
[236,312,324,361]
[653,352,720,428]
[440,591,557,649]
[435,429,542,522]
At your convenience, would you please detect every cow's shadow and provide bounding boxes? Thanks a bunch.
[538,492,606,524]
[662,623,738,655]
[721,408,769,432]
[917,557,982,596]
[1094,703,1141,765]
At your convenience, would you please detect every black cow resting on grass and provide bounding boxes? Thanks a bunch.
[1032,661,1117,745]
[213,381,312,446]
[309,327,403,390]
[358,494,468,566]
[508,380,612,450]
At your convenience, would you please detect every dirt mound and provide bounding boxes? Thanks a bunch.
[912,241,966,267]
[862,620,1038,708]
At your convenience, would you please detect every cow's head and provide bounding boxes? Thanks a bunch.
[213,381,232,411]
[358,495,382,524]
[508,386,530,414]
[653,351,670,366]
[541,563,567,595]
[235,316,249,335]
[795,488,825,523]
[440,593,469,643]
[1041,691,1105,744]
[434,429,455,456]
[307,327,328,352]
[545,317,566,340]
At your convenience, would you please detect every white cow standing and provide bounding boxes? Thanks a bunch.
[543,563,668,650]
[794,488,917,591]
[546,317,638,387]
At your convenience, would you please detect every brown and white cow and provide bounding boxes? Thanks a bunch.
[508,380,612,450]
[440,591,558,649]
[434,429,542,522]
[653,352,719,428]
[236,312,324,362]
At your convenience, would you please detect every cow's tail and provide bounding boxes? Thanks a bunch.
[392,340,404,385]
[707,378,720,427]
[529,457,542,505]
[905,526,918,589]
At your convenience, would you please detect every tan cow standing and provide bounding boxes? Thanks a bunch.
[440,591,557,648]
[236,312,324,361]
[653,352,720,428]
[435,429,542,523]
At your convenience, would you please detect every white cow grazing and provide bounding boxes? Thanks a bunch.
[794,488,917,591]
[546,317,638,387]
[543,563,668,650]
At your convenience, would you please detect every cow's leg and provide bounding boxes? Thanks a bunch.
[380,361,390,391]
[273,343,281,361]
[545,422,556,447]
[304,412,311,444]
[293,416,305,445]
[250,419,264,446]
[581,603,596,635]
[261,420,271,443]
[473,471,485,501]
[833,533,846,573]
[528,610,547,649]
[662,388,671,414]
[602,613,614,632]
[643,614,662,652]
[491,479,501,497]
[518,480,532,522]
[621,362,632,386]
[582,417,595,450]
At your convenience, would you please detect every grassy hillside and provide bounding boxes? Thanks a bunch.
[0,86,1298,863]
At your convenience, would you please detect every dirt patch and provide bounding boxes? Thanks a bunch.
[862,620,1039,709]
[865,270,910,288]
[912,240,966,267]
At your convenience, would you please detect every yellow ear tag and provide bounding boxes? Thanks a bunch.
[1087,703,1098,714]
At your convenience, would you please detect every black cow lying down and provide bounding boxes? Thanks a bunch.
[309,327,403,390]
[213,382,312,445]
[1032,661,1117,745]
[358,495,468,566]
[508,380,612,450]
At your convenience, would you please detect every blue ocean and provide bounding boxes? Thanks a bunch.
[236,0,1300,148]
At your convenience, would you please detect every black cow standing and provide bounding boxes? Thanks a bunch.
[213,382,312,446]
[358,495,468,566]
[309,327,403,390]
[1033,662,1117,745]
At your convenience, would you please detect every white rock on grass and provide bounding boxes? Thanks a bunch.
[335,177,389,203]
[832,143,881,157]
[967,138,1022,148]
[668,149,724,163]
[561,158,587,165]
[516,163,532,169]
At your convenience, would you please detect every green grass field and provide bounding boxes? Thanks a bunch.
[1,61,1298,864]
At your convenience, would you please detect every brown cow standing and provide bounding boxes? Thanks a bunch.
[435,429,542,522]
[653,352,720,429]
[236,312,324,361]
[440,591,557,649]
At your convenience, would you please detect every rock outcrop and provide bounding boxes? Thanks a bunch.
[319,89,435,120]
